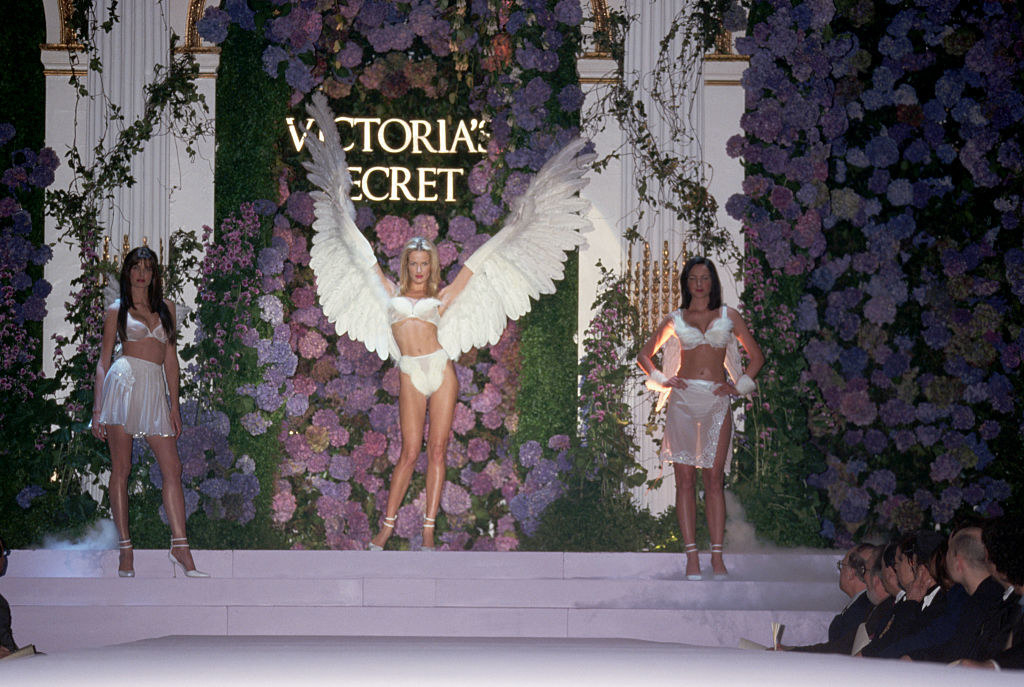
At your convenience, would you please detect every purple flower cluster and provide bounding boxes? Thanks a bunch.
[732,1,1022,544]
[135,401,260,526]
[1,131,58,415]
[509,437,569,536]
[15,484,45,509]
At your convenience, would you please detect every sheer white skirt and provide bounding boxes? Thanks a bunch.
[661,379,733,474]
[96,356,175,438]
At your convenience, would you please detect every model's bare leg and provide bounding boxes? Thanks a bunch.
[422,364,457,548]
[107,426,134,574]
[704,412,732,576]
[674,463,700,578]
[146,435,197,571]
[370,375,427,549]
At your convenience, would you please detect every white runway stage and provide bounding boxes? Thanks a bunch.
[1,550,1017,684]
[0,635,1012,686]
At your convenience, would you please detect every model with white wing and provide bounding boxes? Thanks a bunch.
[303,93,594,550]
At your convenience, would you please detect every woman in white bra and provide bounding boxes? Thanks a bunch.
[301,93,594,551]
[91,247,207,578]
[368,236,473,550]
[637,256,764,580]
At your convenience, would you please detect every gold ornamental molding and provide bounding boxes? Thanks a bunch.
[704,53,750,62]
[175,0,220,55]
[58,0,80,46]
[627,241,685,335]
[587,0,613,59]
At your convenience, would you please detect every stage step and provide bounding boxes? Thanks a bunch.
[2,550,846,652]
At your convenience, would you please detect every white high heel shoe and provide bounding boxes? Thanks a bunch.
[684,543,702,581]
[169,537,209,578]
[367,515,396,551]
[711,544,729,580]
[117,538,135,578]
[421,516,436,551]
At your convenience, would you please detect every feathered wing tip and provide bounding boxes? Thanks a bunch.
[301,92,393,360]
[103,278,120,309]
[302,92,357,220]
[513,137,596,202]
[438,137,598,358]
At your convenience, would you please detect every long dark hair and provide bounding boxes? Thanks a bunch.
[680,256,723,310]
[117,246,175,343]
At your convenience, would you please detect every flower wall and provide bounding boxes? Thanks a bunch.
[194,0,585,549]
[0,125,104,544]
[728,0,1023,546]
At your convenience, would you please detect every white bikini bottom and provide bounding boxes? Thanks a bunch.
[661,379,733,474]
[397,349,451,397]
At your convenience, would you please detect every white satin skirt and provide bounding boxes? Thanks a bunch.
[96,356,175,437]
[661,379,733,474]
[398,349,451,397]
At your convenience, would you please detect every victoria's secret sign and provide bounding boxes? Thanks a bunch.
[287,116,488,202]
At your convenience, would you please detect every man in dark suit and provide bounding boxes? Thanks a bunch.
[0,534,17,658]
[956,518,1024,671]
[789,544,877,653]
[860,531,946,658]
[860,547,896,644]
[908,526,1009,662]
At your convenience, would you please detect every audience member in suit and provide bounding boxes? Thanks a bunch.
[787,544,877,653]
[861,547,896,642]
[860,531,946,658]
[957,518,1024,671]
[982,517,1024,653]
[908,526,1009,662]
[878,541,903,601]
[0,535,17,658]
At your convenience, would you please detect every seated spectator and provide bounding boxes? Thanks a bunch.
[878,541,903,601]
[906,526,1009,662]
[0,534,16,658]
[860,531,946,657]
[859,546,896,646]
[959,518,1024,670]
[788,544,877,654]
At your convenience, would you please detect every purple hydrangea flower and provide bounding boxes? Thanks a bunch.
[196,7,230,44]
[16,484,45,509]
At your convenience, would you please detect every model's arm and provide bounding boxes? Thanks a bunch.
[374,264,397,296]
[91,305,120,439]
[437,265,473,315]
[163,300,182,437]
[637,316,675,381]
[731,307,765,379]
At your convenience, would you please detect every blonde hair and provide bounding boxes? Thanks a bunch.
[398,237,440,296]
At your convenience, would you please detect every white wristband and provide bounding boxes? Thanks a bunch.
[734,374,756,396]
[648,370,670,385]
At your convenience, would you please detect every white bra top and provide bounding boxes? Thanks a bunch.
[672,306,732,350]
[124,308,169,343]
[388,296,441,328]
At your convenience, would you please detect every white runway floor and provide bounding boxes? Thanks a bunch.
[0,635,1013,686]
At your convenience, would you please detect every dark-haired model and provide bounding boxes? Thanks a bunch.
[638,256,764,580]
[92,246,207,578]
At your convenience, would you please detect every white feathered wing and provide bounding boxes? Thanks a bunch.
[438,138,596,358]
[302,93,395,361]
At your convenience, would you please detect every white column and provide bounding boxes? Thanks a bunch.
[84,2,172,256]
[578,2,747,514]
[41,0,217,375]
